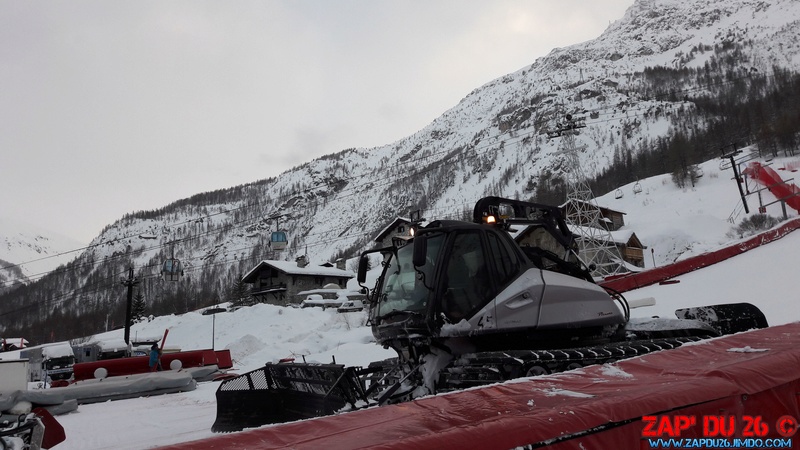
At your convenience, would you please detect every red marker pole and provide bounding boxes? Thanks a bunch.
[160,329,169,351]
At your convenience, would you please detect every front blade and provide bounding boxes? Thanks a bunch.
[675,302,768,335]
[212,362,367,432]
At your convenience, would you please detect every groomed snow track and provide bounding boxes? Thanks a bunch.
[157,322,800,450]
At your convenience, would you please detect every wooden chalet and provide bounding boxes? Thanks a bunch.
[242,257,354,305]
[560,199,627,231]
[373,216,413,247]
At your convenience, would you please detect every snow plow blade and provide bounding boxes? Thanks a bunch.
[211,362,374,432]
[675,302,768,335]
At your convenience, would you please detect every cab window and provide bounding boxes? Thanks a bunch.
[441,231,493,321]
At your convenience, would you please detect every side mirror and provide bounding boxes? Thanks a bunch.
[357,254,369,283]
[412,235,427,268]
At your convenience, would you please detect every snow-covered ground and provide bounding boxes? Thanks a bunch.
[6,154,800,449]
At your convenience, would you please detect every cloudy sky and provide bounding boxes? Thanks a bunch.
[1,0,632,244]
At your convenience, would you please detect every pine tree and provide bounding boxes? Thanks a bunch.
[132,290,147,320]
[228,276,251,307]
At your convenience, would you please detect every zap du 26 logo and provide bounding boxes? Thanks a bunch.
[641,414,797,449]
[642,415,798,438]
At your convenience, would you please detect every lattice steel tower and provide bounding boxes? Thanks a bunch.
[552,116,626,279]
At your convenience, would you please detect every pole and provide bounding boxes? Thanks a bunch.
[730,156,749,214]
[160,329,169,351]
[121,267,139,345]
[722,143,749,215]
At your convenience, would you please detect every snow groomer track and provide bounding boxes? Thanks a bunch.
[159,322,800,450]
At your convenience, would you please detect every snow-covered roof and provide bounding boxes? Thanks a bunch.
[81,337,130,353]
[608,229,636,244]
[1,338,29,344]
[570,225,643,246]
[560,198,626,216]
[373,216,411,242]
[39,342,76,358]
[243,260,354,282]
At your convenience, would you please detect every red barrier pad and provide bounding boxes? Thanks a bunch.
[73,349,225,381]
[214,350,233,369]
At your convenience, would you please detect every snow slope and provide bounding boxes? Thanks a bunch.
[595,154,800,265]
[28,151,800,450]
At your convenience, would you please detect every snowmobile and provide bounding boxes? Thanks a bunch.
[212,196,768,432]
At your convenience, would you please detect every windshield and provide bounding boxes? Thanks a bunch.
[44,356,75,369]
[377,234,443,318]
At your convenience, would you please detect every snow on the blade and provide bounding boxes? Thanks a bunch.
[727,346,769,353]
[538,388,595,398]
[599,363,634,379]
[440,319,472,336]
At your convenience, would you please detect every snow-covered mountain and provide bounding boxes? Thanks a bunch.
[0,217,84,294]
[2,0,799,340]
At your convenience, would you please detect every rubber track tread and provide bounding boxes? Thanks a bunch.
[439,336,704,389]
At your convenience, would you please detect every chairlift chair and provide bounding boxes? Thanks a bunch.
[615,189,624,199]
[633,181,643,194]
[270,231,288,252]
[162,258,183,282]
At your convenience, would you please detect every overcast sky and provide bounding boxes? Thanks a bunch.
[1,0,632,244]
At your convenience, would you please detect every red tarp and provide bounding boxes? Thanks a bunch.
[158,322,800,450]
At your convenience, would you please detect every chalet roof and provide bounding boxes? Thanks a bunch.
[373,216,411,243]
[242,260,354,283]
[608,229,642,246]
[559,198,626,216]
[569,226,645,247]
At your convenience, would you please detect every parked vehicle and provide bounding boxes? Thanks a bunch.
[300,294,342,310]
[336,299,364,313]
[202,307,227,315]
